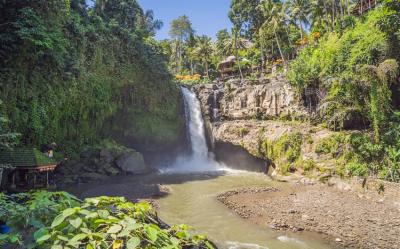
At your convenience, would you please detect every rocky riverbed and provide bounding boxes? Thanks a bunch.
[217,178,400,249]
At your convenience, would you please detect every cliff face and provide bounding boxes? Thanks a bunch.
[191,76,337,176]
[192,75,307,123]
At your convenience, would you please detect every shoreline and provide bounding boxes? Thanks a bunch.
[217,177,400,249]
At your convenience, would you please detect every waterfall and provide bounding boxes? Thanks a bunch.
[181,87,209,159]
[162,87,226,173]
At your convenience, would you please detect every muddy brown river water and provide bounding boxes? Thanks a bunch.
[156,171,336,249]
[71,171,339,249]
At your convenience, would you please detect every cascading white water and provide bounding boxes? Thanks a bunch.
[181,87,209,159]
[162,87,226,173]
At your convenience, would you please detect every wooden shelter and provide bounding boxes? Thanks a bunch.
[218,56,237,79]
[0,148,58,189]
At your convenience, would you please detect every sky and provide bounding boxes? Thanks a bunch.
[137,0,233,40]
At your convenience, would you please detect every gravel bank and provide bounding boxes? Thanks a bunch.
[217,179,400,249]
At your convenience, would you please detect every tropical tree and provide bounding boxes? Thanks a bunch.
[140,10,163,36]
[287,0,311,39]
[216,29,231,59]
[169,15,194,74]
[229,0,264,39]
[259,0,287,64]
[195,35,214,79]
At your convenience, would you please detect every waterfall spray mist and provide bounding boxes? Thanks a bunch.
[162,87,226,173]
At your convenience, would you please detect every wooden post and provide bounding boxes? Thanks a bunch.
[46,171,49,188]
[33,173,36,188]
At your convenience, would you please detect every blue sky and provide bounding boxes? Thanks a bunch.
[137,0,233,40]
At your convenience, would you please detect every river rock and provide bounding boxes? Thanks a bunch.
[116,151,148,174]
[100,148,114,163]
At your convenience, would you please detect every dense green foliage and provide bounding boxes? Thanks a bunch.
[288,5,399,132]
[283,2,400,181]
[260,132,303,174]
[0,0,183,154]
[0,191,215,249]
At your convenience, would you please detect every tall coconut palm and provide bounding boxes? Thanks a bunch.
[287,0,311,39]
[258,0,287,64]
[195,35,214,79]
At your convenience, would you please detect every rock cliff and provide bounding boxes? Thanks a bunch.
[192,75,307,123]
[191,76,338,177]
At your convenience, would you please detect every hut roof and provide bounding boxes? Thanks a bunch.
[221,56,236,64]
[218,56,236,69]
[0,148,57,168]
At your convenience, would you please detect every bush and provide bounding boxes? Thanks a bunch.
[0,192,215,249]
[315,133,347,157]
[303,159,317,172]
[346,162,368,177]
[238,127,250,137]
[260,132,303,174]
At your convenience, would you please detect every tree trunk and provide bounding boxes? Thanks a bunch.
[298,19,303,40]
[274,30,285,64]
[260,44,265,77]
[205,61,209,79]
[234,33,243,80]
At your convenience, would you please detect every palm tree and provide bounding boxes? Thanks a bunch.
[287,0,311,39]
[259,0,287,64]
[195,35,214,79]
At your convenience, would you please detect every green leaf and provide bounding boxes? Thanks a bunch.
[171,237,180,246]
[117,228,130,237]
[36,234,51,243]
[126,237,140,249]
[33,228,49,241]
[79,209,91,216]
[69,233,87,244]
[51,214,66,228]
[51,245,63,249]
[145,226,158,242]
[107,225,122,234]
[98,210,109,219]
[126,223,143,231]
[62,208,77,217]
[0,234,9,240]
[57,235,69,242]
[9,234,20,243]
[81,227,92,234]
[69,217,82,229]
[85,211,99,219]
[205,240,215,249]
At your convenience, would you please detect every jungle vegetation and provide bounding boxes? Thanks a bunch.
[0,0,184,156]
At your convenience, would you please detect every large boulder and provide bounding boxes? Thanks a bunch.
[115,151,148,174]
